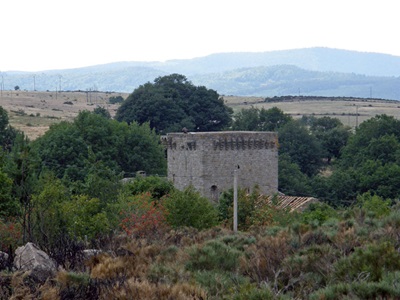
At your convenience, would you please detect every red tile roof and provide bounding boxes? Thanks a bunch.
[256,195,319,212]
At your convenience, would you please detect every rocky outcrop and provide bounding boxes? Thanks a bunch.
[13,242,57,284]
[14,242,56,272]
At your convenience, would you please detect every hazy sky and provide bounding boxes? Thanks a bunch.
[1,0,398,72]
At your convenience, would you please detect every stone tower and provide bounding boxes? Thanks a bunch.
[162,131,278,202]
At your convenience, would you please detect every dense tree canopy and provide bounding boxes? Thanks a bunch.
[232,106,292,131]
[340,114,400,168]
[115,74,233,134]
[0,106,22,151]
[31,110,166,182]
[306,116,352,162]
[278,120,325,177]
[313,115,400,205]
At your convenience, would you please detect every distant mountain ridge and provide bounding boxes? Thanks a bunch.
[2,47,400,100]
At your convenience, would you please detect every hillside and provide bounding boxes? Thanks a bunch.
[2,91,400,140]
[0,90,127,140]
[193,65,400,99]
[1,48,400,100]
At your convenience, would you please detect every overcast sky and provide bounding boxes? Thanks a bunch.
[1,0,398,72]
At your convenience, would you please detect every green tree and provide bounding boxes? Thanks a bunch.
[259,106,293,131]
[108,95,124,104]
[231,107,260,131]
[0,106,9,134]
[125,175,174,200]
[218,188,258,230]
[308,116,352,162]
[164,186,219,230]
[79,149,123,207]
[4,133,38,242]
[0,106,22,151]
[357,160,400,199]
[340,114,400,168]
[115,74,232,134]
[61,195,110,240]
[0,146,16,217]
[92,106,111,119]
[316,114,400,204]
[279,120,324,176]
[279,154,312,196]
[231,106,292,131]
[0,168,18,217]
[31,172,70,248]
[31,110,166,183]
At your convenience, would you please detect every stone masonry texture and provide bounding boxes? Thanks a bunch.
[162,131,278,203]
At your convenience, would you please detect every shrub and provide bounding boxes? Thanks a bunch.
[282,244,340,296]
[233,283,274,300]
[0,217,22,252]
[194,270,248,299]
[119,192,169,238]
[310,272,400,299]
[218,188,257,230]
[164,186,219,230]
[62,195,110,241]
[356,192,391,218]
[219,234,256,251]
[186,240,241,272]
[109,96,124,104]
[126,176,174,200]
[241,232,290,286]
[333,242,400,282]
[301,202,338,226]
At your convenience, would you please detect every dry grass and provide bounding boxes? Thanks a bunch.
[224,96,400,129]
[2,92,400,140]
[1,90,128,140]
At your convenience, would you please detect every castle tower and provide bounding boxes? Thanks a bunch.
[162,131,278,202]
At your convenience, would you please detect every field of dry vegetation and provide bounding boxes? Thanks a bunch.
[2,91,400,140]
[0,90,128,140]
[224,95,400,129]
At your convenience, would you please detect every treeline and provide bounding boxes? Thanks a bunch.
[1,74,400,298]
[264,95,393,103]
[232,105,400,206]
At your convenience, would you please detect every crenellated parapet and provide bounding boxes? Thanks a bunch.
[213,137,277,150]
[163,131,278,202]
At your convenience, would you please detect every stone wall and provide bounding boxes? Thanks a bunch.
[163,131,278,202]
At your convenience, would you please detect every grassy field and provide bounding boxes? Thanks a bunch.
[0,90,128,140]
[224,95,400,129]
[2,91,400,140]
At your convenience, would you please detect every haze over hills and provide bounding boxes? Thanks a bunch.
[2,47,400,100]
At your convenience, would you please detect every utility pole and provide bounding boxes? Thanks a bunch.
[355,105,359,129]
[233,166,239,233]
[58,75,62,92]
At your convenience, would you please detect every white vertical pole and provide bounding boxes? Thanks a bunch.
[233,168,238,233]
